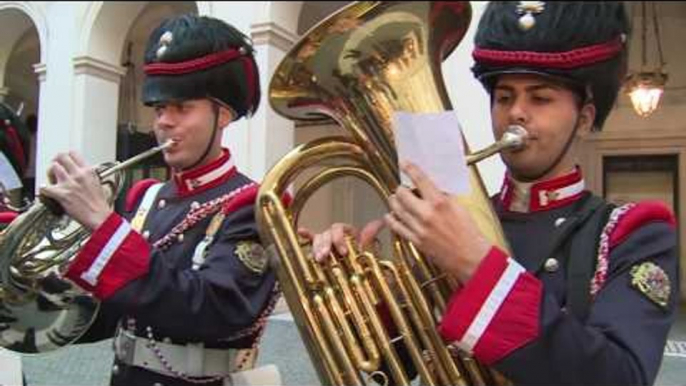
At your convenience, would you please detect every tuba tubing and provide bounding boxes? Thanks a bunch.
[258,2,520,385]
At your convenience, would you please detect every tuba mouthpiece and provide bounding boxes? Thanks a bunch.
[502,125,529,149]
[466,125,530,165]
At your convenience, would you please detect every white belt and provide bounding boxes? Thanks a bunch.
[114,329,254,378]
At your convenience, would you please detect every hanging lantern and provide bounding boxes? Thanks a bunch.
[625,71,667,117]
[624,2,668,118]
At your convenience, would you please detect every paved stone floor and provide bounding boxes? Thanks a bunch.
[8,303,686,386]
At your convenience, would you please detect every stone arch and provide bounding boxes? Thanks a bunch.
[70,1,199,174]
[115,2,198,134]
[80,2,149,65]
[0,2,45,200]
[0,2,47,66]
[77,1,199,129]
[3,26,40,112]
[0,2,45,102]
[80,2,207,65]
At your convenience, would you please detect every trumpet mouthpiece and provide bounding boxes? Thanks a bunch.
[503,125,529,149]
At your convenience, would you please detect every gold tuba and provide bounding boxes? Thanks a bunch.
[257,2,525,385]
[0,141,172,353]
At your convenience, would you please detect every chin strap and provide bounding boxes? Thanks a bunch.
[515,116,581,182]
[182,102,221,172]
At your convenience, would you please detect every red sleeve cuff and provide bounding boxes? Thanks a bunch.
[0,211,18,224]
[438,246,542,364]
[65,212,151,299]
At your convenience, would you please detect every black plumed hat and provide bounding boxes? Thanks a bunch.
[0,103,29,176]
[142,14,260,120]
[472,2,630,130]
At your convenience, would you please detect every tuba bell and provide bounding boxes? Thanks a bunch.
[257,2,525,385]
[0,141,172,353]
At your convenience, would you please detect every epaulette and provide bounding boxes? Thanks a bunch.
[125,178,161,212]
[220,183,260,215]
[608,201,676,249]
[0,211,18,224]
[219,185,293,216]
[591,201,676,298]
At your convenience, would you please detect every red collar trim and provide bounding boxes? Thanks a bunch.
[173,148,237,197]
[499,167,585,213]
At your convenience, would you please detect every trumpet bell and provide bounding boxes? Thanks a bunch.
[0,200,99,353]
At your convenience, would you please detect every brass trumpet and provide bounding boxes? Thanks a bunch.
[0,140,173,353]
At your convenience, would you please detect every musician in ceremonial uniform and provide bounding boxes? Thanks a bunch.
[312,2,678,385]
[41,14,279,386]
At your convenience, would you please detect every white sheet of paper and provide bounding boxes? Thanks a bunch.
[0,152,23,191]
[393,111,470,195]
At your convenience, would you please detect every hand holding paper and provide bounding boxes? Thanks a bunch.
[392,111,470,195]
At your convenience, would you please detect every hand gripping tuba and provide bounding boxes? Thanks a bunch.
[0,141,172,353]
[257,2,525,385]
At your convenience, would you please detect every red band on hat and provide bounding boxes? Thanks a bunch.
[144,48,243,75]
[473,38,623,70]
[144,48,256,113]
[240,56,255,112]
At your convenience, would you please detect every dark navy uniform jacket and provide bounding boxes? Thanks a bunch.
[439,167,678,386]
[67,148,277,386]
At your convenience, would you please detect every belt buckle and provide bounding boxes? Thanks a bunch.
[187,342,205,376]
[114,329,136,365]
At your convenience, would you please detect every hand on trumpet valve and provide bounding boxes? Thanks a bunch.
[40,151,113,231]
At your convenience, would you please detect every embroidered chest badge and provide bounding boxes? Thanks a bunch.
[630,262,670,309]
[235,241,268,274]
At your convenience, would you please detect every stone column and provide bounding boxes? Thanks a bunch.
[206,2,300,180]
[71,55,126,165]
[246,21,298,180]
[33,62,49,189]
